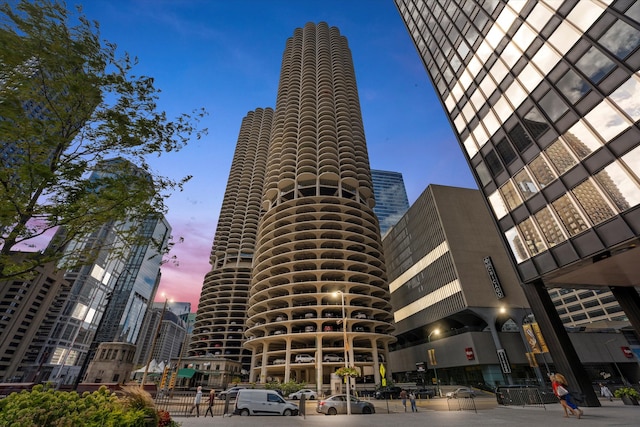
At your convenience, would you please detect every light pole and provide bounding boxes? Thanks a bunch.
[428,329,440,397]
[141,295,170,388]
[333,290,351,415]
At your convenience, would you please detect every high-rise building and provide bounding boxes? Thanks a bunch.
[383,184,536,386]
[0,255,69,382]
[371,169,410,236]
[31,159,169,385]
[244,22,395,389]
[395,0,640,406]
[189,108,273,371]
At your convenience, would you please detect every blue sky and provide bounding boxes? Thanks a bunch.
[78,0,476,309]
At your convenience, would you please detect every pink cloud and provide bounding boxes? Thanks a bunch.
[155,219,215,311]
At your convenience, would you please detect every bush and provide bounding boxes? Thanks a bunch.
[614,387,640,399]
[0,384,147,426]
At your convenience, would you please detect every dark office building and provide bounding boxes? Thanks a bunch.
[395,0,640,406]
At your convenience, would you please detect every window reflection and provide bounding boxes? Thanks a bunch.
[488,190,508,218]
[518,218,547,255]
[563,121,603,158]
[508,123,533,152]
[505,227,528,263]
[621,145,640,181]
[476,161,492,187]
[496,138,517,165]
[572,179,616,225]
[539,90,568,122]
[599,20,640,59]
[518,63,543,92]
[512,23,536,51]
[545,138,577,175]
[514,169,539,199]
[530,155,556,188]
[609,76,640,122]
[504,79,527,109]
[575,46,615,83]
[485,149,504,176]
[595,162,640,211]
[584,101,630,142]
[463,134,479,157]
[526,2,554,32]
[556,70,590,104]
[532,44,561,74]
[552,195,589,236]
[500,180,523,210]
[534,207,567,247]
[522,108,550,140]
[625,2,640,23]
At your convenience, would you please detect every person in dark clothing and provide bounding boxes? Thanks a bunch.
[204,389,215,417]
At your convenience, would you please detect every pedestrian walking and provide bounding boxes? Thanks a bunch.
[400,389,407,411]
[600,383,613,401]
[551,374,583,419]
[409,391,417,412]
[190,386,203,417]
[204,388,215,417]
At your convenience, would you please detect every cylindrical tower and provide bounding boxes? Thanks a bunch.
[189,108,273,371]
[245,22,395,389]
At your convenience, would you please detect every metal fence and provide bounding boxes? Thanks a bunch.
[155,391,231,417]
[446,396,478,413]
[496,387,553,408]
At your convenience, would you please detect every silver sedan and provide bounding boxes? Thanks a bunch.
[316,394,375,415]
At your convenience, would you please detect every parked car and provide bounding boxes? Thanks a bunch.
[288,388,317,400]
[323,325,334,331]
[323,353,344,362]
[316,394,375,415]
[294,354,315,363]
[446,387,476,399]
[353,312,367,319]
[375,386,402,399]
[416,388,436,398]
[271,358,286,365]
[219,386,246,400]
[304,312,316,319]
[304,325,316,332]
[234,389,299,416]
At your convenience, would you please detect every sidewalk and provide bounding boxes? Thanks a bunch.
[174,398,639,427]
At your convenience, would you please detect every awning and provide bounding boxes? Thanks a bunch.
[176,368,198,379]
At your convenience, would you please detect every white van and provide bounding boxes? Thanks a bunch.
[234,389,299,416]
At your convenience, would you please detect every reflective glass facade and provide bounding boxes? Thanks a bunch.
[371,169,410,236]
[395,0,640,282]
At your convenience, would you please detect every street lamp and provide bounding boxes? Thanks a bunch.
[333,290,351,416]
[141,295,170,388]
[428,329,440,397]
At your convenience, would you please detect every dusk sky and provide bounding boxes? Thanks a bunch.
[76,0,477,311]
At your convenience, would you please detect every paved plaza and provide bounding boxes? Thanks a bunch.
[174,397,639,427]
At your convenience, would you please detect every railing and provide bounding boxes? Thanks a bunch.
[446,395,477,413]
[155,391,229,417]
[497,387,552,408]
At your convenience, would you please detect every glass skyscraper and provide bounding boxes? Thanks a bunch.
[395,0,640,406]
[371,169,410,236]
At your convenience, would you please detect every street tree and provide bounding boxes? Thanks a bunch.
[0,0,207,280]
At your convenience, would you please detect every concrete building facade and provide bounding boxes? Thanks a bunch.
[395,0,640,405]
[244,22,396,390]
[0,255,69,382]
[383,185,535,388]
[189,108,273,373]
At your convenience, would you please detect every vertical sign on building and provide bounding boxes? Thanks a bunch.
[497,349,511,374]
[483,256,505,299]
